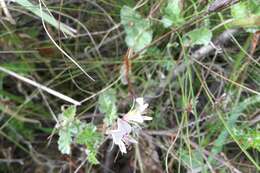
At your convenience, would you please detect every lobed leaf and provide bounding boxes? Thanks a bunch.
[77,124,101,164]
[58,128,72,155]
[63,105,76,119]
[183,27,212,46]
[120,6,153,52]
[161,0,184,28]
[98,89,117,126]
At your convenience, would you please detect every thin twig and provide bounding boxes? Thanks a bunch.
[0,0,15,24]
[38,0,95,81]
[0,66,81,105]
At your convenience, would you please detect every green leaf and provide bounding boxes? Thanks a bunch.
[56,108,102,165]
[230,2,260,33]
[233,128,260,151]
[68,119,85,135]
[98,89,117,126]
[231,2,249,19]
[77,124,101,165]
[248,0,260,15]
[183,28,212,46]
[57,106,80,155]
[161,0,184,28]
[77,124,101,146]
[58,128,72,155]
[58,105,77,127]
[120,6,153,52]
[87,151,99,165]
[63,105,76,119]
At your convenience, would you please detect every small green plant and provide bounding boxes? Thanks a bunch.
[57,97,152,163]
[211,95,260,156]
[57,105,101,164]
[233,127,260,151]
[77,124,101,164]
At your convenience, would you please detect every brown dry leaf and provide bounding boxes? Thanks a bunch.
[37,47,58,57]
[250,31,260,55]
[120,63,129,85]
[121,49,132,85]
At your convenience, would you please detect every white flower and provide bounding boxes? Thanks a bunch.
[136,97,149,112]
[123,110,152,123]
[117,118,132,134]
[123,97,152,123]
[109,130,127,153]
[106,97,152,153]
[107,119,137,153]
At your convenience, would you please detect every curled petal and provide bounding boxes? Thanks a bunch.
[135,97,148,112]
[135,97,145,105]
[124,135,138,144]
[123,110,152,123]
[142,116,153,121]
[118,140,127,153]
[108,130,127,153]
[117,118,132,134]
[107,118,136,153]
[124,113,144,123]
[109,130,124,145]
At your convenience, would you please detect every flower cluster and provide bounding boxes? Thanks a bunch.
[107,97,152,153]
